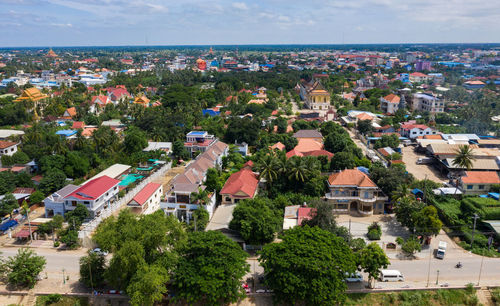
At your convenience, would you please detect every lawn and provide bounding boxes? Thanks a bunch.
[344,288,479,306]
[35,295,89,306]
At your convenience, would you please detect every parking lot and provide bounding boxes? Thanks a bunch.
[402,146,447,184]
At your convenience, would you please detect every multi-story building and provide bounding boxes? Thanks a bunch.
[412,93,444,114]
[127,182,163,214]
[0,141,19,156]
[380,94,401,115]
[184,131,216,156]
[298,79,331,110]
[415,61,432,71]
[63,175,120,218]
[44,184,80,217]
[325,169,387,216]
[399,122,437,139]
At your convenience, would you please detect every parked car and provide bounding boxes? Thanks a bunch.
[345,272,363,282]
[91,248,108,256]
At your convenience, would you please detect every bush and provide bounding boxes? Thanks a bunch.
[53,241,60,247]
[45,294,62,304]
[432,198,463,226]
[367,222,382,240]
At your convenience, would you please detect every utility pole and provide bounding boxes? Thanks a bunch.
[423,175,427,204]
[426,247,432,287]
[436,269,439,285]
[477,254,485,286]
[471,214,479,248]
[88,259,94,293]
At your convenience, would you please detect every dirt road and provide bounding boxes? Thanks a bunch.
[402,146,446,183]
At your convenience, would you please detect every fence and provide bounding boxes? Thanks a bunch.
[78,162,172,239]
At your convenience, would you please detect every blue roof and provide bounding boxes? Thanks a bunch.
[56,130,77,137]
[411,188,423,195]
[202,109,220,117]
[0,220,18,232]
[488,193,500,200]
[187,131,206,136]
[357,166,369,174]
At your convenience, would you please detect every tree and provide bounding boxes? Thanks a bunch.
[79,251,107,288]
[0,193,18,218]
[172,140,190,160]
[28,191,45,204]
[452,145,476,171]
[173,231,249,305]
[358,243,390,288]
[396,236,422,258]
[127,265,169,306]
[229,198,281,245]
[259,226,356,306]
[301,200,351,242]
[39,170,67,194]
[188,207,209,231]
[12,151,30,164]
[256,154,280,185]
[357,119,373,135]
[413,205,443,239]
[123,127,148,154]
[65,203,89,226]
[330,151,356,170]
[59,228,79,249]
[6,248,46,288]
[394,196,425,232]
[106,241,147,290]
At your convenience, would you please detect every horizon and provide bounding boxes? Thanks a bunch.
[1,0,499,47]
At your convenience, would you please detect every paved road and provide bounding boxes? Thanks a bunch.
[0,247,82,274]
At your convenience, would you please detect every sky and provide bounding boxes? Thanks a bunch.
[1,0,499,47]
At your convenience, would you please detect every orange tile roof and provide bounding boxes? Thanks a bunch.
[382,94,400,104]
[220,168,259,198]
[328,169,377,187]
[65,107,77,118]
[356,113,374,121]
[461,171,500,184]
[293,139,323,153]
[0,141,17,149]
[270,142,285,151]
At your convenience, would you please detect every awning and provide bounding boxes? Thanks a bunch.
[14,229,33,238]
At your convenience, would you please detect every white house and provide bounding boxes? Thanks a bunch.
[400,122,437,139]
[0,141,19,156]
[412,93,444,114]
[63,175,120,218]
[127,183,163,214]
[44,184,79,217]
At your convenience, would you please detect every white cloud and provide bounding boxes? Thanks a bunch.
[231,2,248,10]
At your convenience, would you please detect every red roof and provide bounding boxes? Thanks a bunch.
[328,169,377,187]
[91,95,110,106]
[243,160,254,169]
[411,72,428,77]
[66,175,120,201]
[382,94,400,104]
[298,207,314,226]
[131,183,162,206]
[461,171,500,184]
[72,121,85,129]
[0,141,17,149]
[400,123,430,130]
[220,168,258,198]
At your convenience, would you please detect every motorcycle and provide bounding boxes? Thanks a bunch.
[455,262,462,269]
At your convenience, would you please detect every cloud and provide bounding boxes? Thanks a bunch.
[51,23,72,27]
[231,2,248,10]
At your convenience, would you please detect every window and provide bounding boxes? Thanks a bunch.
[467,185,473,190]
[84,201,89,205]
[478,185,485,190]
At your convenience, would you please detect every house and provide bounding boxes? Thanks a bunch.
[298,79,331,110]
[44,184,79,217]
[412,93,444,114]
[90,95,112,113]
[71,121,85,130]
[107,88,131,103]
[293,129,323,143]
[133,95,150,106]
[0,141,19,156]
[184,131,216,156]
[288,138,324,156]
[380,94,400,115]
[63,107,77,119]
[459,171,500,195]
[63,175,120,218]
[11,187,35,205]
[127,183,163,214]
[270,142,286,151]
[409,72,430,83]
[464,80,486,90]
[220,168,259,205]
[143,142,172,154]
[326,169,387,216]
[283,205,314,230]
[0,129,24,140]
[400,122,437,139]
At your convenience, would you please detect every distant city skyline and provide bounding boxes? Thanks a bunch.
[1,0,499,47]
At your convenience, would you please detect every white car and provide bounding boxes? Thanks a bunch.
[345,272,363,283]
[91,248,108,256]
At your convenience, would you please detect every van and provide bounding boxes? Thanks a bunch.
[436,241,447,259]
[380,270,404,282]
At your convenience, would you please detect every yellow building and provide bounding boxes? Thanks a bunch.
[47,48,58,57]
[14,87,48,104]
[134,94,150,106]
[299,80,331,110]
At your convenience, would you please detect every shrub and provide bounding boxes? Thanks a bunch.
[367,222,382,240]
[46,294,62,304]
[53,241,60,247]
[431,198,463,226]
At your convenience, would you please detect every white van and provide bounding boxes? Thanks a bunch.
[380,270,404,282]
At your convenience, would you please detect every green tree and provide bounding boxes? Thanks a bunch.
[452,145,476,171]
[59,229,79,249]
[357,119,373,135]
[127,265,169,306]
[413,205,443,239]
[396,236,422,258]
[12,151,30,164]
[394,196,425,232]
[106,240,147,290]
[39,170,67,194]
[28,191,45,204]
[173,231,249,305]
[188,207,209,232]
[229,198,281,245]
[79,251,107,288]
[301,200,351,242]
[259,226,356,306]
[358,243,390,288]
[330,151,356,170]
[0,193,18,218]
[123,127,148,154]
[6,248,46,288]
[172,140,190,160]
[65,203,89,227]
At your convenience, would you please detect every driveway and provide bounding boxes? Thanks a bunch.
[402,146,446,183]
[206,204,236,231]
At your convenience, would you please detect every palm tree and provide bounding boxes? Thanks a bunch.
[452,145,476,171]
[191,188,210,206]
[392,184,409,202]
[286,156,309,183]
[452,145,476,192]
[257,154,279,184]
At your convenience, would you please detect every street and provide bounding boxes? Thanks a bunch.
[0,247,82,274]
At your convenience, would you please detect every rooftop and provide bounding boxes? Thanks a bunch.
[328,169,377,188]
[66,175,120,201]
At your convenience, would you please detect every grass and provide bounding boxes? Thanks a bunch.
[344,288,479,306]
[491,288,500,304]
[35,295,89,306]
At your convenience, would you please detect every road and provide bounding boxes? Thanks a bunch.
[0,247,82,274]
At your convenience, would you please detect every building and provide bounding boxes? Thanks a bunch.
[326,169,387,216]
[14,87,47,108]
[0,141,19,156]
[409,72,430,83]
[90,95,112,113]
[411,93,444,114]
[184,131,216,156]
[283,205,314,230]
[298,79,331,110]
[220,168,259,205]
[400,122,437,139]
[380,94,401,115]
[415,61,432,71]
[63,107,77,119]
[196,58,207,70]
[133,95,150,106]
[44,184,79,217]
[83,163,131,184]
[292,130,323,143]
[127,183,163,214]
[143,142,172,154]
[459,171,500,195]
[0,129,24,140]
[464,80,486,90]
[64,175,120,218]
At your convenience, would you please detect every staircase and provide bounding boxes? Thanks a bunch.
[477,288,494,306]
[23,290,36,306]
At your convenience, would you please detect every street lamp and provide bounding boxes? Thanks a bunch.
[62,268,66,284]
[436,270,439,285]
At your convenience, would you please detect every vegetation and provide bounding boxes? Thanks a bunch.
[5,248,46,288]
[367,222,382,240]
[344,289,479,306]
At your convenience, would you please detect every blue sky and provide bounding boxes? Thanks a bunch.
[1,0,499,47]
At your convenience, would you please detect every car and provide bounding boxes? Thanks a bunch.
[345,272,363,283]
[91,248,108,256]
